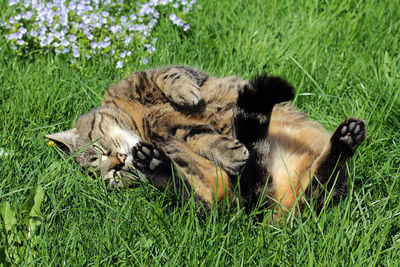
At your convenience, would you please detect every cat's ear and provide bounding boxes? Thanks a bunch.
[45,128,78,155]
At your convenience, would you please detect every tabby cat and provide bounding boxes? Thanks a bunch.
[46,66,366,218]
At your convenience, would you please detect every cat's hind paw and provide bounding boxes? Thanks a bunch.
[169,82,202,107]
[331,118,366,157]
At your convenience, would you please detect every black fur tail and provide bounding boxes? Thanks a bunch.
[232,75,295,209]
[233,75,294,145]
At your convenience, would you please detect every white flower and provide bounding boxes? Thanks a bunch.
[0,148,9,158]
[86,33,94,40]
[72,50,80,58]
[68,35,77,42]
[24,11,34,20]
[2,0,197,69]
[124,36,132,46]
[16,39,26,45]
[30,30,38,37]
[116,61,123,68]
[8,0,18,6]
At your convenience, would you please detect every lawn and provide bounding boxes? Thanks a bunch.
[1,0,399,265]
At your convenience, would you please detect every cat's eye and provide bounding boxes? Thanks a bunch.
[93,145,109,155]
[89,157,98,163]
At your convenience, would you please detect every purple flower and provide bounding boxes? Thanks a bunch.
[68,35,77,42]
[130,14,137,21]
[124,36,132,46]
[54,31,65,40]
[8,17,16,24]
[140,58,148,65]
[90,41,98,49]
[12,32,23,40]
[24,11,34,20]
[16,39,26,45]
[109,24,122,34]
[30,30,38,37]
[86,33,94,40]
[97,41,111,49]
[72,50,80,58]
[60,39,70,47]
[144,44,155,54]
[169,14,181,25]
[3,0,197,70]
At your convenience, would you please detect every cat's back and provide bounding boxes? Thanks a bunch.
[104,71,166,106]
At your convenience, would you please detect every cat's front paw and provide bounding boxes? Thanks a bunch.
[331,118,366,157]
[104,170,136,188]
[133,142,169,173]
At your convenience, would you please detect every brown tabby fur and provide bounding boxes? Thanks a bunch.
[46,66,366,219]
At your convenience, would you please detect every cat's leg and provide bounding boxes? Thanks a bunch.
[132,141,232,208]
[184,133,250,175]
[231,75,295,208]
[171,124,249,176]
[307,118,366,210]
[153,67,209,107]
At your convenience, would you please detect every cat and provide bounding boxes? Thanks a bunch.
[46,66,366,218]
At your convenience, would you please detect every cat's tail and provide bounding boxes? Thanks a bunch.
[232,75,295,209]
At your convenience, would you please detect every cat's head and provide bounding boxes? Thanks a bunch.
[46,107,140,181]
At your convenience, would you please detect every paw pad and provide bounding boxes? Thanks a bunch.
[133,142,167,172]
[332,118,366,156]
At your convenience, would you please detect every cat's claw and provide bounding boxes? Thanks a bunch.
[332,118,366,156]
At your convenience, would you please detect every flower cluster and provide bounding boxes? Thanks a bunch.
[1,0,197,69]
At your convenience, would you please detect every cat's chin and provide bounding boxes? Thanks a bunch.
[124,154,134,166]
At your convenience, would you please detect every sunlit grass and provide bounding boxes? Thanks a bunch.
[0,0,399,265]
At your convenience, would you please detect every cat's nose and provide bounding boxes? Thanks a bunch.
[117,153,127,163]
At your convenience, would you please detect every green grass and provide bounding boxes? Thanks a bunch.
[1,0,400,265]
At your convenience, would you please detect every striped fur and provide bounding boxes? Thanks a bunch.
[46,66,366,219]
